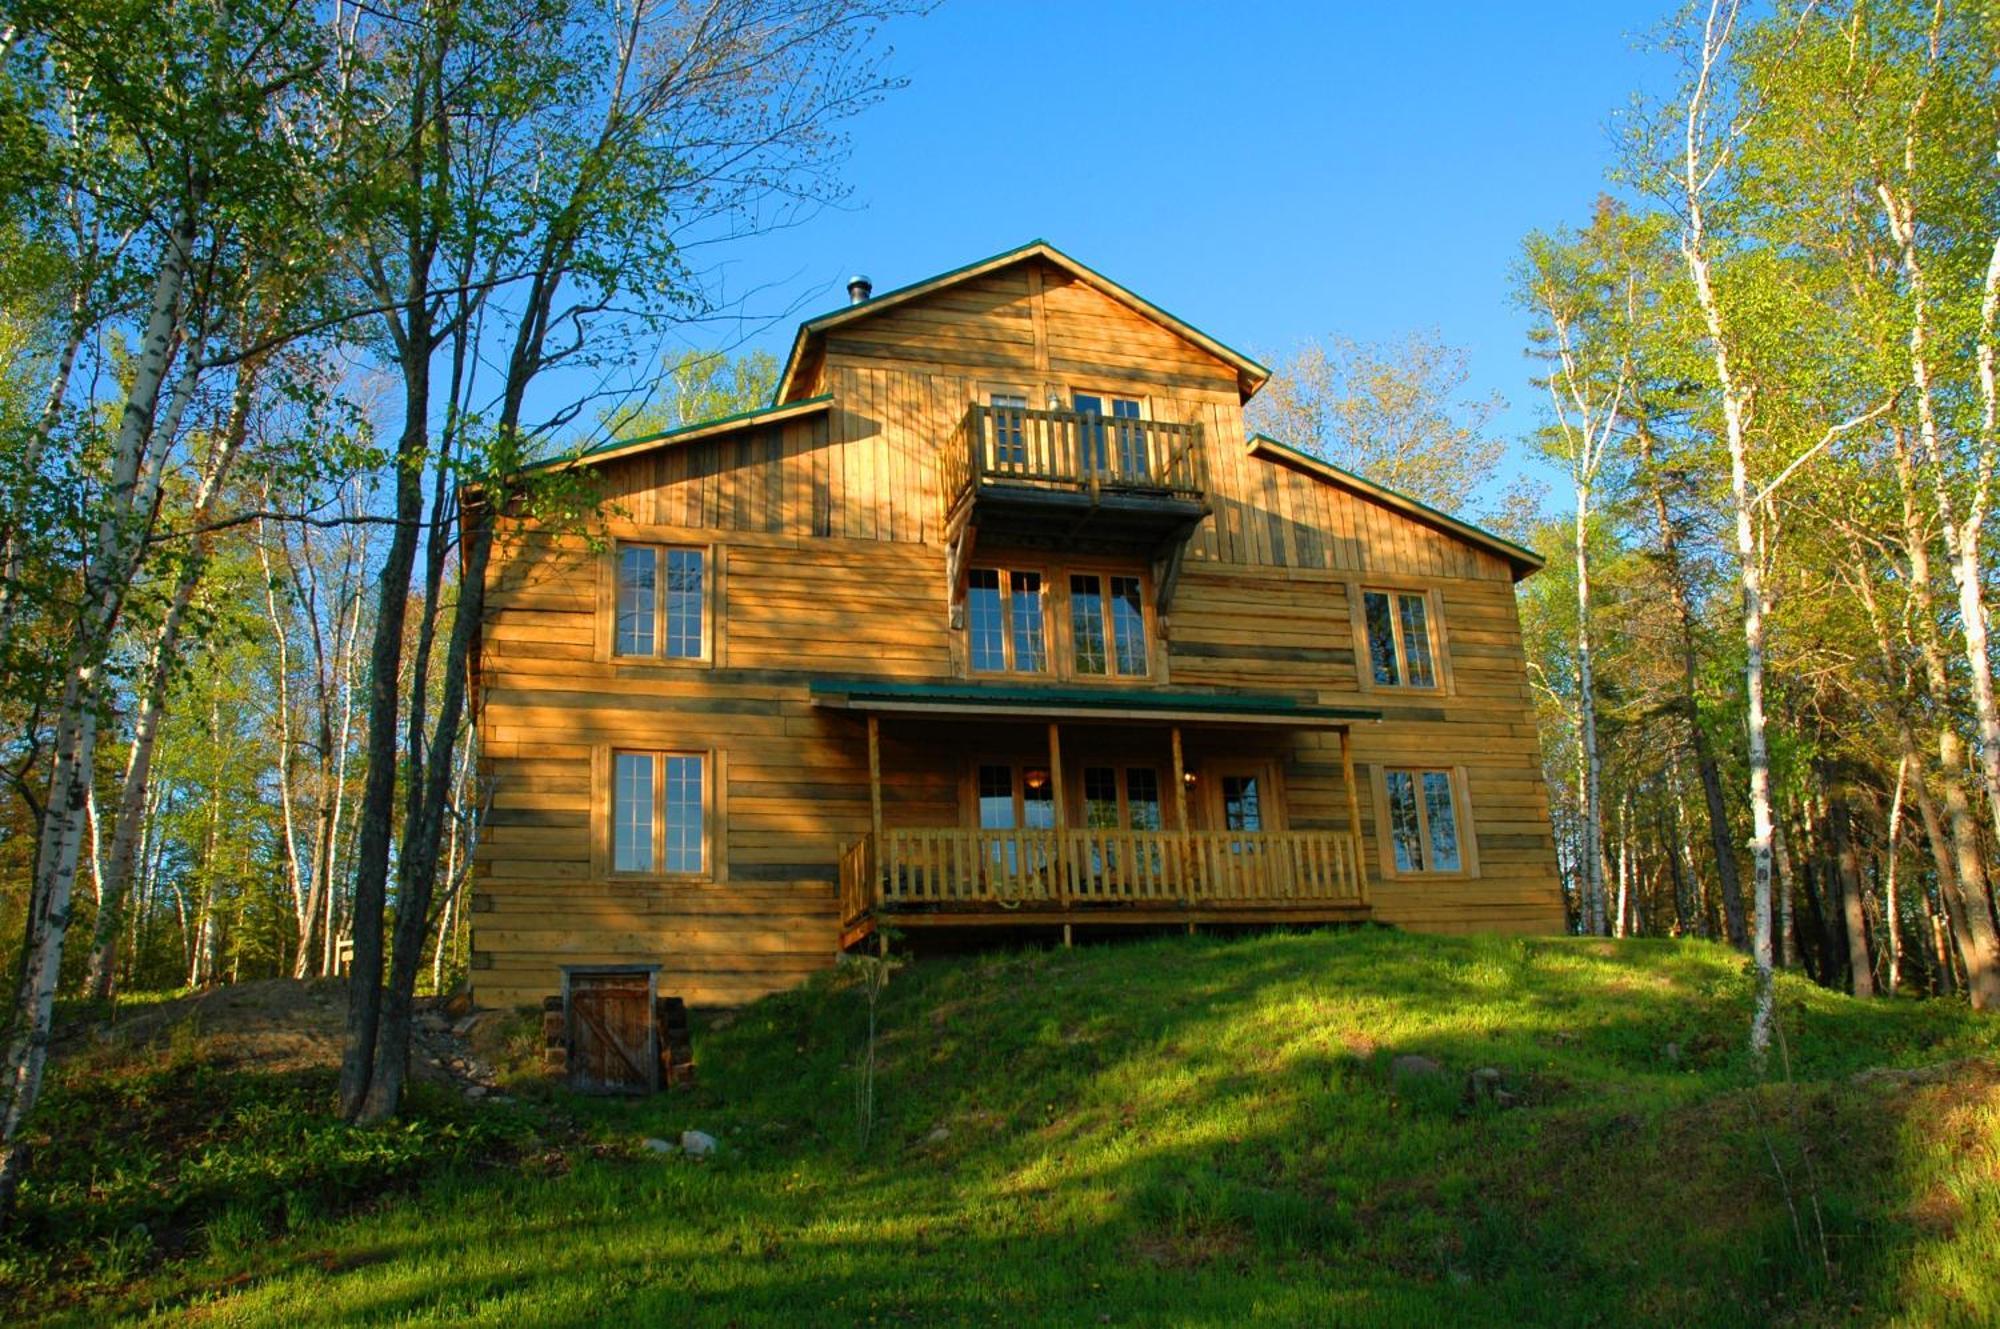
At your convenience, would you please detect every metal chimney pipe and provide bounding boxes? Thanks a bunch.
[847,274,873,305]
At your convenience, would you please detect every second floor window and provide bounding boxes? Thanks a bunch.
[1070,573,1149,677]
[968,568,1047,673]
[1362,588,1438,688]
[616,544,706,659]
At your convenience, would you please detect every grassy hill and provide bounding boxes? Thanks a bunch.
[7,929,1999,1326]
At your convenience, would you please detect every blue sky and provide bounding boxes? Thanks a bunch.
[670,1,1680,505]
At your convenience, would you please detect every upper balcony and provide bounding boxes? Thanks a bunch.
[940,403,1209,553]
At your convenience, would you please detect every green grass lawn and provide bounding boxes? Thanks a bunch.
[8,929,2000,1326]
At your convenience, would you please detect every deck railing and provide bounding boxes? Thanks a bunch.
[941,403,1206,514]
[841,826,1365,925]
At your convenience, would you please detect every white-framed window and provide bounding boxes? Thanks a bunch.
[610,749,708,876]
[615,544,707,660]
[967,566,1049,673]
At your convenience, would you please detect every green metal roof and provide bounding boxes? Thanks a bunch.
[775,240,1271,405]
[519,394,833,474]
[810,679,1379,726]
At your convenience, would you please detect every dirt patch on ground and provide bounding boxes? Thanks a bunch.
[58,979,514,1101]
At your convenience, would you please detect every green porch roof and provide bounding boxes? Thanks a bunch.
[809,680,1380,728]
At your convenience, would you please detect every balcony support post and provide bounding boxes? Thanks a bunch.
[1340,726,1366,904]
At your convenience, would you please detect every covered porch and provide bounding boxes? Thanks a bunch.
[811,681,1382,946]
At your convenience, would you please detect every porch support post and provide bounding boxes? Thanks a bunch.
[867,714,885,898]
[1048,722,1069,908]
[1170,726,1189,830]
[1171,725,1194,912]
[1339,726,1366,904]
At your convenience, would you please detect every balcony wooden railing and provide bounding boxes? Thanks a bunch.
[941,403,1207,515]
[839,826,1366,928]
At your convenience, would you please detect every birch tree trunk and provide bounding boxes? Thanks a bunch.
[0,217,196,1220]
[1884,755,1907,993]
[1894,431,2000,1008]
[1575,486,1606,937]
[84,364,256,1001]
[1639,422,1748,945]
[1677,0,1776,1058]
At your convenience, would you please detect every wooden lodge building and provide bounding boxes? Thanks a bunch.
[471,240,1563,1014]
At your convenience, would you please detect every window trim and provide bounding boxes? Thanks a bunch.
[592,745,724,884]
[958,555,1161,685]
[598,539,718,668]
[968,758,1060,831]
[966,564,1051,675]
[1065,387,1152,481]
[1370,762,1479,879]
[1077,763,1166,831]
[1346,582,1452,695]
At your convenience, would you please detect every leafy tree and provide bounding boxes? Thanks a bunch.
[1247,330,1507,513]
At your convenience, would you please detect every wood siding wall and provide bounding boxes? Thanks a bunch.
[473,256,1562,1009]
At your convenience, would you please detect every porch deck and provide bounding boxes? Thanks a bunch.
[838,826,1370,945]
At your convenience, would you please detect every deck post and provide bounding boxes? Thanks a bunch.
[1339,727,1366,903]
[868,714,885,901]
[1171,726,1194,911]
[1048,722,1069,908]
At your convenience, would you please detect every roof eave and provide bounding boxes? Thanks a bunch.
[1246,435,1547,581]
[774,240,1270,405]
[520,394,834,477]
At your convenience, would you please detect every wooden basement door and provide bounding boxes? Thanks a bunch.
[565,968,659,1092]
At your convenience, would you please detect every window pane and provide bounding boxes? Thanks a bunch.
[968,569,1006,671]
[1111,398,1145,478]
[615,547,657,657]
[1110,575,1148,675]
[1070,575,1107,675]
[1422,771,1461,872]
[1083,767,1119,828]
[977,764,1015,829]
[1386,770,1423,872]
[659,548,704,659]
[1399,594,1436,688]
[1022,768,1056,830]
[663,755,704,873]
[613,752,654,872]
[1222,775,1262,831]
[1363,590,1399,686]
[1010,571,1047,672]
[990,392,1027,467]
[1126,768,1162,830]
[1073,394,1108,474]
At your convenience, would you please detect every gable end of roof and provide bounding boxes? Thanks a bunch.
[1246,434,1546,581]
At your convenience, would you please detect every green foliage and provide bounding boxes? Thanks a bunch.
[16,932,1998,1325]
[0,1023,520,1301]
[1247,331,1508,514]
[607,350,783,440]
